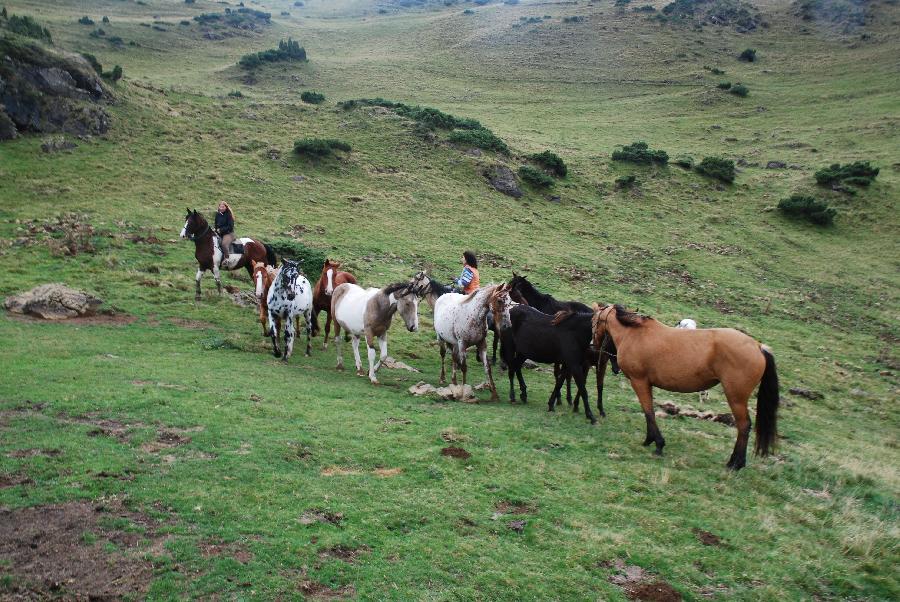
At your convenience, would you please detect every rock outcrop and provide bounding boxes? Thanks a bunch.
[5,283,103,320]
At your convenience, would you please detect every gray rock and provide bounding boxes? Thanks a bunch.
[483,165,522,198]
[766,161,786,169]
[5,283,102,320]
[0,110,17,140]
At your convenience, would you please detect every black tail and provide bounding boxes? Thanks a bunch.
[754,348,780,456]
[264,244,277,267]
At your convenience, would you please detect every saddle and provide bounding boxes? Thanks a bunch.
[229,243,244,255]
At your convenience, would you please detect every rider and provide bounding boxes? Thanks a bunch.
[455,250,480,294]
[214,201,236,253]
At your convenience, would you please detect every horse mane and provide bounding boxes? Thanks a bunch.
[614,304,648,327]
[425,278,454,297]
[460,284,494,304]
[382,282,410,296]
[550,310,573,325]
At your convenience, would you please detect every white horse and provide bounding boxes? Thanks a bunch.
[331,272,429,384]
[266,260,314,361]
[676,318,709,402]
[433,285,501,401]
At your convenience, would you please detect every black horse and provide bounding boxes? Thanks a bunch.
[507,273,617,415]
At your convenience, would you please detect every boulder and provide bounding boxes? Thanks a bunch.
[766,161,786,169]
[483,165,522,198]
[5,283,102,320]
[0,109,17,140]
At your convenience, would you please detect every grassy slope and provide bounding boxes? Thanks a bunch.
[1,0,898,599]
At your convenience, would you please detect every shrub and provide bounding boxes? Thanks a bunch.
[6,14,53,42]
[716,81,732,89]
[103,65,123,82]
[814,161,878,187]
[695,156,735,183]
[739,48,756,62]
[563,15,585,22]
[447,128,509,154]
[180,20,190,25]
[294,1,304,5]
[612,141,668,165]
[102,16,110,23]
[267,239,326,271]
[673,155,694,169]
[78,16,94,25]
[239,38,307,69]
[730,83,749,97]
[81,53,103,74]
[463,8,475,14]
[185,0,196,3]
[1,6,6,19]
[529,150,567,177]
[519,165,554,187]
[778,195,836,225]
[300,91,325,104]
[634,4,656,11]
[293,138,351,158]
[227,90,243,98]
[615,175,637,189]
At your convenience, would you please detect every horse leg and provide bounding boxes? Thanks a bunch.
[365,333,379,385]
[450,342,459,386]
[305,310,313,357]
[491,331,498,367]
[282,314,295,361]
[596,354,609,418]
[268,310,282,358]
[456,340,467,390]
[479,340,499,401]
[194,268,203,301]
[213,264,222,296]
[724,387,753,471]
[548,370,566,413]
[572,365,595,424]
[351,335,364,376]
[334,321,344,370]
[631,379,665,455]
[699,389,710,404]
[323,311,332,350]
[438,339,447,385]
[375,335,388,374]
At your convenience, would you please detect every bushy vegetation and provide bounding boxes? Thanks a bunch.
[293,138,352,158]
[81,53,102,74]
[344,99,482,130]
[2,12,52,42]
[634,4,657,12]
[194,8,271,30]
[239,38,307,69]
[778,194,837,225]
[447,128,509,154]
[739,48,757,62]
[659,0,763,31]
[612,141,669,165]
[519,165,555,187]
[266,239,326,271]
[695,156,735,183]
[814,161,879,187]
[300,91,325,104]
[730,83,749,97]
[673,155,694,169]
[717,81,732,89]
[104,65,123,83]
[529,150,567,177]
[78,16,95,26]
[563,15,585,23]
[463,8,475,14]
[615,174,637,189]
[794,0,872,27]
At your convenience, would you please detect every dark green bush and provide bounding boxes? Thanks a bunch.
[343,99,481,130]
[5,14,53,42]
[563,15,585,22]
[180,20,190,25]
[615,175,637,189]
[81,53,102,74]
[739,48,756,62]
[103,65,123,82]
[673,155,694,169]
[102,16,109,23]
[463,8,475,14]
[89,28,105,37]
[267,239,326,272]
[447,128,509,154]
[300,91,325,104]
[730,83,749,97]
[293,138,352,158]
[519,165,555,188]
[78,16,94,25]
[695,156,735,183]
[717,81,732,89]
[634,4,656,11]
[814,161,878,187]
[704,65,725,75]
[529,150,567,177]
[239,38,306,69]
[612,141,669,165]
[778,194,836,225]
[1,6,6,19]
[227,90,243,98]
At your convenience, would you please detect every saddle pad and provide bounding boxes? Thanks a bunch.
[230,243,244,255]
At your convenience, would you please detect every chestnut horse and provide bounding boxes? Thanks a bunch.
[591,303,780,470]
[312,258,357,349]
[251,260,277,336]
[180,209,276,301]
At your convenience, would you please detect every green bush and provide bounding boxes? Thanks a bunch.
[102,16,109,23]
[447,128,509,154]
[814,161,879,187]
[1,6,6,19]
[266,239,327,272]
[612,141,668,165]
[342,98,482,130]
[81,53,102,74]
[615,175,637,189]
[300,91,325,104]
[730,83,749,97]
[293,138,351,158]
[717,81,732,89]
[103,65,123,82]
[673,155,694,169]
[463,8,475,14]
[739,48,756,62]
[778,195,836,225]
[5,14,53,42]
[695,156,735,183]
[78,16,94,25]
[529,150,567,177]
[227,90,243,98]
[239,38,307,69]
[519,165,555,188]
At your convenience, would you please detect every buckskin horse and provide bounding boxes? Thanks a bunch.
[180,209,276,301]
[591,303,780,470]
[312,258,357,350]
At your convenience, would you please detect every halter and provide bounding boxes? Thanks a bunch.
[593,305,617,358]
[188,223,210,241]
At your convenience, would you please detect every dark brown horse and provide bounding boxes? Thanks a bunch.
[312,258,357,349]
[180,209,276,301]
[591,303,780,470]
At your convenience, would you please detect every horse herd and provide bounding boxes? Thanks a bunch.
[181,209,780,470]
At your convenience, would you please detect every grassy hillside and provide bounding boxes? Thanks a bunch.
[1,0,898,599]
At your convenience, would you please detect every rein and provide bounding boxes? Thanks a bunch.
[188,224,211,241]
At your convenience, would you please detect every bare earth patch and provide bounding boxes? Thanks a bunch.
[298,580,356,600]
[140,428,198,454]
[0,472,33,488]
[692,528,724,547]
[0,500,169,600]
[606,559,683,602]
[318,544,370,564]
[441,446,471,459]
[494,500,536,516]
[373,467,402,477]
[6,448,61,458]
[199,540,254,564]
[299,509,344,526]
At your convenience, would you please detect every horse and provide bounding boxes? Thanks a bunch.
[432,285,503,401]
[424,278,502,368]
[507,273,616,414]
[491,285,599,423]
[180,209,276,301]
[591,303,780,470]
[251,260,277,336]
[676,318,709,403]
[312,258,357,350]
[331,271,430,385]
[266,260,314,361]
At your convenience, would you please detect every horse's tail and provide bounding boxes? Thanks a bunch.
[754,347,780,457]
[264,244,277,267]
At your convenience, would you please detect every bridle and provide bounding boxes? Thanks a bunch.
[187,221,211,242]
[593,305,617,358]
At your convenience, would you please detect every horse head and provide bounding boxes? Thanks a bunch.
[489,284,515,331]
[507,273,530,306]
[252,260,267,299]
[280,260,300,301]
[322,258,340,295]
[408,270,431,298]
[396,288,419,333]
[180,209,206,240]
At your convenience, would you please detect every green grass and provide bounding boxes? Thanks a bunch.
[1,0,898,599]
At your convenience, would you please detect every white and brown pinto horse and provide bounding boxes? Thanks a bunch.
[180,209,275,301]
[433,285,505,401]
[251,260,277,336]
[591,304,779,470]
[331,272,430,384]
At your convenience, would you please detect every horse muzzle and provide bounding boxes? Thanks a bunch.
[408,325,418,333]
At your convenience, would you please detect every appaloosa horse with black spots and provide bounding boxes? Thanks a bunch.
[180,209,276,301]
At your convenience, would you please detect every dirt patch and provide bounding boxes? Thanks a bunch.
[506,519,527,533]
[299,509,344,526]
[67,413,147,442]
[7,448,61,458]
[320,466,361,476]
[298,580,355,600]
[440,428,468,443]
[140,429,193,453]
[131,379,186,389]
[169,317,214,330]
[0,472,33,488]
[0,500,168,600]
[6,311,137,326]
[494,500,536,516]
[606,559,682,601]
[199,540,254,564]
[318,544,370,564]
[692,528,724,547]
[372,467,402,477]
[628,581,683,602]
[441,446,471,460]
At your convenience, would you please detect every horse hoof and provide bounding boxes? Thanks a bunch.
[370,379,380,386]
[356,370,365,377]
[273,352,282,358]
[653,449,664,457]
[336,365,344,371]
